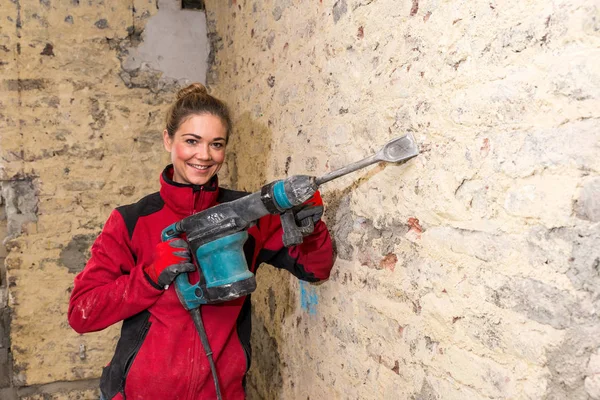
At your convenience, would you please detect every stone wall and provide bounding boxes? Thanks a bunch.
[2,0,599,399]
[206,1,600,399]
[0,0,208,398]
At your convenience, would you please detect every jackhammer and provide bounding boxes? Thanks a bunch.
[161,134,419,399]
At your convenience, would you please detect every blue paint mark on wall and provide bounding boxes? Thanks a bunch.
[300,281,318,315]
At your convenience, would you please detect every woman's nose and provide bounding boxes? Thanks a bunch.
[194,144,212,160]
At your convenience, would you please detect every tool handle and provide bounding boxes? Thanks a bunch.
[281,210,316,247]
[281,210,303,247]
[161,222,182,242]
[160,223,204,309]
[297,215,316,236]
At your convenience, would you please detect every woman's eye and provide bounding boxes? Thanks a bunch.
[186,139,197,145]
[211,142,224,149]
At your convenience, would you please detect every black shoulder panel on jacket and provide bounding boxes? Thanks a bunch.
[116,192,164,239]
[217,188,250,203]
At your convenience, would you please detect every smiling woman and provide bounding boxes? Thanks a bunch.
[164,112,227,186]
[163,83,232,186]
[67,82,334,400]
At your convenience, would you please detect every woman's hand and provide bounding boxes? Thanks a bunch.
[293,190,324,224]
[144,239,196,289]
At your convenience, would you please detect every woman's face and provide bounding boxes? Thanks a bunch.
[163,113,228,186]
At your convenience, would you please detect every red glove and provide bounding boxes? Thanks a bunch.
[293,190,324,224]
[144,239,196,289]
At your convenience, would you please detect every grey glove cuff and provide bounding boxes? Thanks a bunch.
[293,205,324,223]
[157,262,196,289]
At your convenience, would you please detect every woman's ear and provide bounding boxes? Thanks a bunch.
[163,129,172,152]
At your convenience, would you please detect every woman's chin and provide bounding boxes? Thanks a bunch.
[188,172,215,186]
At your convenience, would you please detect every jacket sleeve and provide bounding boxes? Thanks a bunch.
[256,215,334,282]
[68,210,163,334]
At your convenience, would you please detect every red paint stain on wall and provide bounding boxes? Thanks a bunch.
[357,26,364,39]
[410,0,419,16]
[408,217,423,238]
[481,138,490,157]
[379,253,398,271]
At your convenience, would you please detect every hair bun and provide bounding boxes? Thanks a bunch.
[177,83,208,100]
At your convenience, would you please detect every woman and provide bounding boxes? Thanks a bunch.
[68,83,334,400]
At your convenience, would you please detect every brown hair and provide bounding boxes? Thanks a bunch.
[165,83,232,143]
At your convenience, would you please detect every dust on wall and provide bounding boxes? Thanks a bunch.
[206,0,600,399]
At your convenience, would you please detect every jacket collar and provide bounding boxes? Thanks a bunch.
[159,165,219,216]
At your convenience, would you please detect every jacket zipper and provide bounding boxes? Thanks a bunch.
[189,186,201,399]
[192,186,202,215]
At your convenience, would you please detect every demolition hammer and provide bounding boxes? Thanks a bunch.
[161,134,419,399]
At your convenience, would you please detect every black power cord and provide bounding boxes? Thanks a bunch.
[190,307,222,400]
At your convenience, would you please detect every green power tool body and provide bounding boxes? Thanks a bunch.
[161,174,317,308]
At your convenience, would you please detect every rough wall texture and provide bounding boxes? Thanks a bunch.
[0,0,208,398]
[206,0,600,399]
[1,0,599,399]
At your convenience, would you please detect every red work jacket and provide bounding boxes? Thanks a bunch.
[68,166,334,400]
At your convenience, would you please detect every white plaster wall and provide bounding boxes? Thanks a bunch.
[206,0,600,399]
